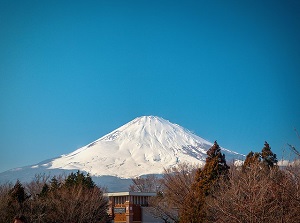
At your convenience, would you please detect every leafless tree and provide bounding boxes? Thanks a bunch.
[129,174,163,192]
[25,173,50,198]
[43,184,108,223]
[148,163,198,223]
[0,182,13,222]
[206,163,300,223]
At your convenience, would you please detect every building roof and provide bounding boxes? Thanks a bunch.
[105,191,157,197]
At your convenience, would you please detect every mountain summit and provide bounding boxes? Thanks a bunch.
[0,116,243,189]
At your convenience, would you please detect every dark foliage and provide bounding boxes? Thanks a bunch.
[261,141,278,168]
[180,141,229,223]
[0,171,108,223]
[242,141,278,171]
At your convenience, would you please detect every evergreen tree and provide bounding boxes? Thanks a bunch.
[7,180,30,217]
[200,141,230,195]
[64,170,95,189]
[180,141,229,223]
[0,174,108,223]
[261,141,278,168]
[243,142,278,171]
[9,180,29,205]
[49,176,60,191]
[39,183,49,198]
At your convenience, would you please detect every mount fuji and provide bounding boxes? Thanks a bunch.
[0,116,244,191]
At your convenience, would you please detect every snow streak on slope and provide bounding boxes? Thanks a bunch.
[47,116,242,178]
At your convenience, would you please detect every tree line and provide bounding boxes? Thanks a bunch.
[1,140,299,223]
[130,141,300,223]
[0,171,109,223]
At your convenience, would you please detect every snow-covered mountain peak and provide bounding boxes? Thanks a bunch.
[0,116,244,186]
[105,116,175,135]
[94,116,209,152]
[46,116,242,178]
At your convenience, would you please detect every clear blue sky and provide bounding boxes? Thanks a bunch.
[1,0,299,172]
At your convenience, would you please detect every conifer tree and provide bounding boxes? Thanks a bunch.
[49,176,60,191]
[199,141,230,195]
[7,180,30,217]
[180,141,229,223]
[9,180,29,205]
[261,141,278,168]
[39,183,49,198]
[242,142,278,171]
[64,170,95,189]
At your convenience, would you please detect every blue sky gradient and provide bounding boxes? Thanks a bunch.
[1,0,300,172]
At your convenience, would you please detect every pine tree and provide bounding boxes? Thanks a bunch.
[180,141,229,222]
[9,180,29,205]
[39,183,49,198]
[261,141,278,168]
[199,141,230,195]
[50,176,60,191]
[64,171,95,189]
[8,180,30,216]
